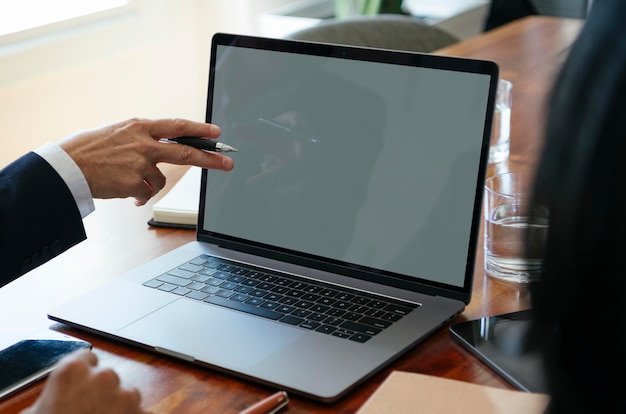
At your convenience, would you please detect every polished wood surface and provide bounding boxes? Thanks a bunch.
[0,16,583,414]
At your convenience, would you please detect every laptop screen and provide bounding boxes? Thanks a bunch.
[200,34,496,296]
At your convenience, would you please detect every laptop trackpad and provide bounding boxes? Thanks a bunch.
[117,298,304,369]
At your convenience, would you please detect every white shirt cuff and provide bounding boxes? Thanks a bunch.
[34,142,95,219]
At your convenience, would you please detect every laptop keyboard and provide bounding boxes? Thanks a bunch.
[143,255,419,343]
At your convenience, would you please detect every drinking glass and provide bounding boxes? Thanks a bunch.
[484,172,548,283]
[489,79,512,164]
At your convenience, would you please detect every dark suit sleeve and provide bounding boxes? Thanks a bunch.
[0,152,87,286]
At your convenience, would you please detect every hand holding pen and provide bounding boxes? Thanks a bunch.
[58,118,234,207]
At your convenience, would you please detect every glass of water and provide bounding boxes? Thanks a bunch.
[484,172,548,284]
[489,79,512,164]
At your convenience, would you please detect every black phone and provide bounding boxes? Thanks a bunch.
[0,331,91,400]
[449,309,547,393]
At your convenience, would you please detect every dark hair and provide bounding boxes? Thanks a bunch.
[529,1,626,412]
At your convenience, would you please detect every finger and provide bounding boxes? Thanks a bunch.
[93,368,121,389]
[124,388,142,407]
[113,387,145,414]
[142,168,167,196]
[154,142,234,171]
[50,349,97,383]
[64,348,98,367]
[126,164,165,203]
[144,118,221,140]
[134,180,156,206]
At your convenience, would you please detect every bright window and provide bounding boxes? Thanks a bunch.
[0,0,130,39]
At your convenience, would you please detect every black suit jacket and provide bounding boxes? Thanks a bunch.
[0,152,87,286]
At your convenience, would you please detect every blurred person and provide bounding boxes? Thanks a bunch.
[527,1,626,412]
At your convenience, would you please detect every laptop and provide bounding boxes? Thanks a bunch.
[49,32,498,402]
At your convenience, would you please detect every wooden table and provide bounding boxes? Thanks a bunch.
[0,16,583,414]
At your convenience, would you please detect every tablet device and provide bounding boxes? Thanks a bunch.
[0,331,91,400]
[450,309,547,393]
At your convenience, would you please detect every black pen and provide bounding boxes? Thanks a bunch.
[162,136,238,152]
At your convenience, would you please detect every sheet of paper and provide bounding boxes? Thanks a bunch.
[357,371,550,414]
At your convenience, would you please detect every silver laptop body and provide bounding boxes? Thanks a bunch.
[49,32,498,402]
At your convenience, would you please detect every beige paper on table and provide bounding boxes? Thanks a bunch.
[357,371,550,414]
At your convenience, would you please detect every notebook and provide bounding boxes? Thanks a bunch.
[48,32,498,402]
[148,166,200,229]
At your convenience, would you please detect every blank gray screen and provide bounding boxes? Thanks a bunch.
[203,45,490,288]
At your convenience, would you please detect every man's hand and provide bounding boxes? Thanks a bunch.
[59,118,234,206]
